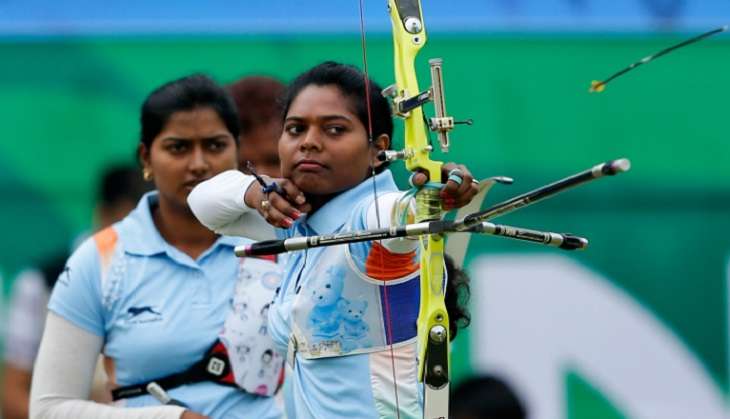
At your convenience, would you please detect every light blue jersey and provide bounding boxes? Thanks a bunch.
[49,192,281,419]
[269,171,423,419]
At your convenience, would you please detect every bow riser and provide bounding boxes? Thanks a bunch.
[389,1,451,417]
[389,0,440,176]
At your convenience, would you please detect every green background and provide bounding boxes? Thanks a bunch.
[1,34,728,413]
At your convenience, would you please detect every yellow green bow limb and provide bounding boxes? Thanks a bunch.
[388,1,451,417]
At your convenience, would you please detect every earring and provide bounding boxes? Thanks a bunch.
[143,169,152,181]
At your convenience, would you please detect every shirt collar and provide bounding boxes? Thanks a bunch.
[120,191,240,257]
[297,170,399,235]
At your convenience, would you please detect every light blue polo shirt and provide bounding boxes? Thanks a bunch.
[49,192,281,419]
[268,171,422,419]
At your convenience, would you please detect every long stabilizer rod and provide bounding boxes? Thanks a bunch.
[235,221,587,257]
[459,158,630,229]
[235,158,630,257]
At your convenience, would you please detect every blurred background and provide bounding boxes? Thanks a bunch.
[0,1,728,418]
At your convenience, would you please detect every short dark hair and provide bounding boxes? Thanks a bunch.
[98,164,151,208]
[282,62,393,172]
[227,76,286,136]
[450,375,527,419]
[140,74,240,148]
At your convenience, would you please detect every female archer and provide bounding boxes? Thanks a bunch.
[189,61,476,419]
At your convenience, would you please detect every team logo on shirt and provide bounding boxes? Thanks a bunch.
[126,305,163,324]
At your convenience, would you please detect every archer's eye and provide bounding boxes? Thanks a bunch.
[285,123,305,136]
[206,139,229,152]
[325,125,346,136]
[166,141,189,154]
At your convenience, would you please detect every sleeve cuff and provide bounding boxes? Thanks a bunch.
[188,170,257,231]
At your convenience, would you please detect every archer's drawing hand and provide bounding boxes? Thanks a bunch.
[244,176,312,228]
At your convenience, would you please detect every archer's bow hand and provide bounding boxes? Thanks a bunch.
[410,162,479,211]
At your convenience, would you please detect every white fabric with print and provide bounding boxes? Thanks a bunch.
[290,243,418,359]
[220,256,284,396]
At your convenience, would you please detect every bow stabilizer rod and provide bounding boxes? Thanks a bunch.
[464,222,588,250]
[234,157,630,258]
[234,220,587,257]
[460,158,630,229]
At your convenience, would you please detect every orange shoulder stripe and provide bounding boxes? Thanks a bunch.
[93,227,118,270]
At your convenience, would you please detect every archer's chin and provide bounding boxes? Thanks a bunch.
[290,173,327,193]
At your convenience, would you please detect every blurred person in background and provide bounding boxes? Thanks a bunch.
[450,375,527,419]
[227,75,288,414]
[29,74,283,419]
[1,165,149,419]
[227,76,285,177]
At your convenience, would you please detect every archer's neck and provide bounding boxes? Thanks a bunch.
[153,197,218,259]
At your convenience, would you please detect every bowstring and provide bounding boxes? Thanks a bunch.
[358,1,402,417]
